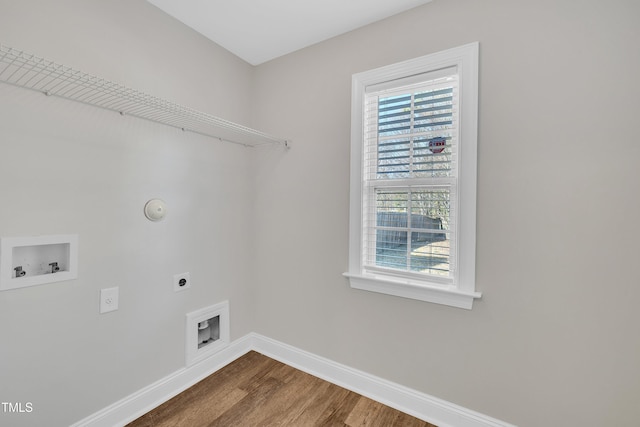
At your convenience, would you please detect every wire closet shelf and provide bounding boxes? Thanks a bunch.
[0,44,289,148]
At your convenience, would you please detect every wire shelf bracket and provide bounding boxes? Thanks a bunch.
[0,44,290,148]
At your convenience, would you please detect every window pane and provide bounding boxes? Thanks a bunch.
[410,188,451,230]
[376,84,456,179]
[413,136,452,177]
[373,188,451,276]
[410,232,450,276]
[413,88,454,132]
[376,231,409,270]
[377,138,411,178]
[378,94,412,136]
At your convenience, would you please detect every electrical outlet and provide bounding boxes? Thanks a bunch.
[100,287,119,314]
[174,272,191,292]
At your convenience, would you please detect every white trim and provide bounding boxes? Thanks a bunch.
[0,234,78,291]
[252,334,513,427]
[347,42,479,308]
[343,272,480,310]
[71,333,514,427]
[185,301,230,366]
[69,335,253,427]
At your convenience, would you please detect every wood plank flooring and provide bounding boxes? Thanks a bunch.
[127,351,437,427]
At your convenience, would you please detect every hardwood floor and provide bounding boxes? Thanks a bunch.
[127,351,436,427]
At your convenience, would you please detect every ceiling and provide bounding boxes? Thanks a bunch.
[147,0,433,65]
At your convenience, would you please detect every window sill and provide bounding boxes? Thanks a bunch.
[343,272,481,310]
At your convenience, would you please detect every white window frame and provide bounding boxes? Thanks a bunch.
[344,43,480,309]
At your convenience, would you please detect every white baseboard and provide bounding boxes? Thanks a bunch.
[70,334,253,427]
[250,334,515,427]
[71,333,515,427]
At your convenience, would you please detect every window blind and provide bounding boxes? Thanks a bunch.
[362,71,459,280]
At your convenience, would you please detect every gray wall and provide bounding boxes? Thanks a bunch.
[1,1,639,427]
[250,0,640,426]
[0,1,256,426]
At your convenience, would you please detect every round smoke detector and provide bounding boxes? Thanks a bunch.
[144,199,167,221]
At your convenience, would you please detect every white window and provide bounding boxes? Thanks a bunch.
[345,43,480,309]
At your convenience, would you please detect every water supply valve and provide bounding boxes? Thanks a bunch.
[49,262,60,273]
[14,266,26,277]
